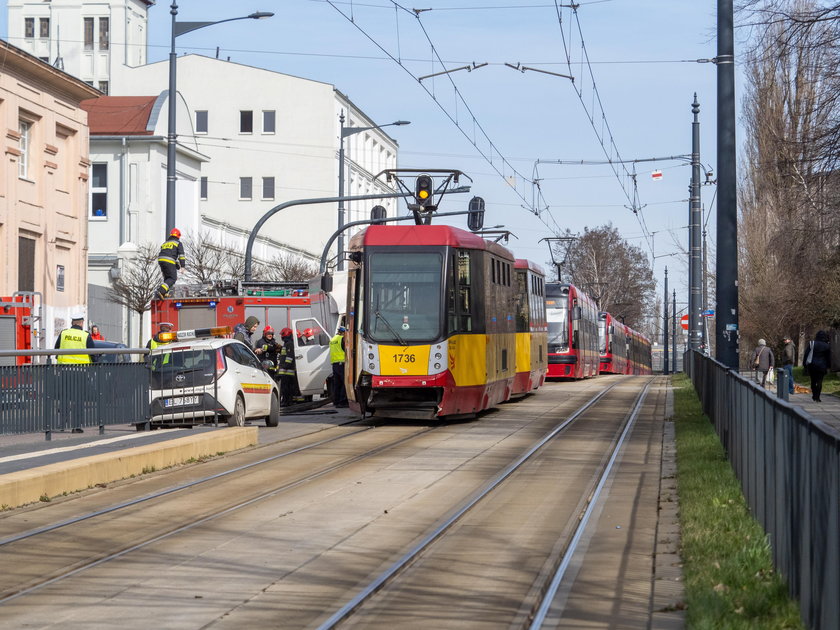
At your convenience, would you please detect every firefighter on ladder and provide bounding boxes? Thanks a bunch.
[156,228,186,299]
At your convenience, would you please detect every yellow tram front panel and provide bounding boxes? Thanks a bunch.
[515,332,532,374]
[376,345,432,376]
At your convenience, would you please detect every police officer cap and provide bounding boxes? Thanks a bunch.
[71,314,85,321]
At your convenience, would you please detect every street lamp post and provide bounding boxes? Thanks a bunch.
[337,113,409,270]
[165,2,273,234]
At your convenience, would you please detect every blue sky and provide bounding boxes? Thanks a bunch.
[2,1,732,298]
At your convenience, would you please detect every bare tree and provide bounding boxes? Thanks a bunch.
[739,0,840,358]
[105,243,159,347]
[553,224,656,332]
[262,253,318,282]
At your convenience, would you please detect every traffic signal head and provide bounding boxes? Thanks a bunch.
[415,175,434,208]
[468,196,485,231]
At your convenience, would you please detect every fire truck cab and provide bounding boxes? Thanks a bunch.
[0,293,39,366]
[151,279,343,398]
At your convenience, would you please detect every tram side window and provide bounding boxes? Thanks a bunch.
[458,250,473,332]
[515,270,529,332]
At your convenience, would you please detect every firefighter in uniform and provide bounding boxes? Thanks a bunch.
[54,314,95,433]
[156,228,186,299]
[329,326,348,408]
[278,327,298,406]
[256,326,280,380]
[146,322,174,350]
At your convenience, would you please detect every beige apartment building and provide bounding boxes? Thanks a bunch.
[0,40,99,348]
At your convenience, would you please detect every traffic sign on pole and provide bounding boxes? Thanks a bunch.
[680,314,689,330]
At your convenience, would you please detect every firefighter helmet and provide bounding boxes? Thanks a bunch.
[169,228,181,239]
[264,325,274,334]
[280,327,293,338]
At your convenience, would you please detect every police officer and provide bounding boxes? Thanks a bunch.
[329,326,348,408]
[156,228,187,299]
[146,322,174,350]
[55,314,95,364]
[54,314,95,433]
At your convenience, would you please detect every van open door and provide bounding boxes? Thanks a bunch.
[291,317,332,397]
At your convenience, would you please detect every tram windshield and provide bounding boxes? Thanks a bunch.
[366,251,443,343]
[598,317,607,354]
[546,295,569,352]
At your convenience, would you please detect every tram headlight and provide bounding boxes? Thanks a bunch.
[434,363,441,369]
[369,363,375,370]
[368,353,374,359]
[435,352,442,359]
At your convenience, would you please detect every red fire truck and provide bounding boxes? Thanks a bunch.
[0,293,40,366]
[151,279,345,398]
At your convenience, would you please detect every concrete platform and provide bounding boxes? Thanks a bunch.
[0,426,258,510]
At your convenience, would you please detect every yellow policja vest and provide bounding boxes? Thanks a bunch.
[57,329,91,364]
[329,334,345,364]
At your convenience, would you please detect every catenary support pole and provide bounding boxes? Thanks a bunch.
[716,0,739,368]
[663,267,669,375]
[689,94,703,351]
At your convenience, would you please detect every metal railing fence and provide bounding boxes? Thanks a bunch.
[686,350,840,630]
[0,348,150,439]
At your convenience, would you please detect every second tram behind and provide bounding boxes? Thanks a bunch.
[344,225,547,419]
[545,283,599,379]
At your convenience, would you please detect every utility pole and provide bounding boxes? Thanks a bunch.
[689,95,703,352]
[673,289,678,372]
[663,267,669,375]
[716,0,739,368]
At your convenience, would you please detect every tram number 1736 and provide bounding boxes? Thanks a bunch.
[392,353,417,363]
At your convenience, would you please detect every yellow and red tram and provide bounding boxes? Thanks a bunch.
[512,259,547,397]
[343,224,545,419]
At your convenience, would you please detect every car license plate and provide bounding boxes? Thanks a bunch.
[164,395,200,408]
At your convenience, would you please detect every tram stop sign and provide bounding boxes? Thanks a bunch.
[680,314,689,330]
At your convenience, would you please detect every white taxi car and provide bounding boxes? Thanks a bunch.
[147,327,280,428]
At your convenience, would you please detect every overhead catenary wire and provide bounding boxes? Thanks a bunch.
[324,0,565,237]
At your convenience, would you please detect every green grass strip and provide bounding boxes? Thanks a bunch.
[672,373,804,629]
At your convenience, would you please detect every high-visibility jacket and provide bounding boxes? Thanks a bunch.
[56,329,92,364]
[158,237,186,268]
[329,334,346,364]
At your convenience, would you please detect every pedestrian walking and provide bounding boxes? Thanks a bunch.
[156,228,186,299]
[278,327,297,406]
[233,316,263,355]
[54,314,95,433]
[329,326,348,408]
[89,324,105,341]
[804,330,831,402]
[782,336,795,395]
[751,338,774,387]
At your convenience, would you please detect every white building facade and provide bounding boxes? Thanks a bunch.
[113,55,400,265]
[7,0,152,94]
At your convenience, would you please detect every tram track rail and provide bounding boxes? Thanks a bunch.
[0,384,609,606]
[316,378,653,629]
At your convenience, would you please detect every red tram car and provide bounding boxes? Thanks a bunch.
[598,311,653,375]
[545,283,599,379]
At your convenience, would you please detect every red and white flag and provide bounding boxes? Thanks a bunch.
[651,170,663,181]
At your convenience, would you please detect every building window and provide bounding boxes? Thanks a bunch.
[239,177,252,200]
[90,163,108,218]
[57,266,65,292]
[262,177,275,200]
[18,120,31,179]
[98,81,109,95]
[200,176,208,200]
[240,110,253,134]
[24,18,34,38]
[195,110,208,134]
[84,17,94,50]
[262,110,275,134]
[19,237,35,292]
[39,17,50,39]
[99,17,109,50]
